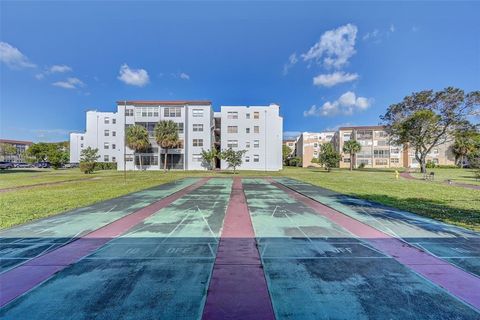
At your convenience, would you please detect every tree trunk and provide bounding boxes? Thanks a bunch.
[139,153,143,171]
[164,149,168,172]
[349,152,353,171]
[460,155,464,168]
[420,157,427,175]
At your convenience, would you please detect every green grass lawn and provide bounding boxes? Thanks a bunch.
[1,167,478,231]
[410,168,480,186]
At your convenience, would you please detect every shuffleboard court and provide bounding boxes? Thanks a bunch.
[0,178,200,273]
[0,178,232,319]
[242,178,480,319]
[274,178,480,277]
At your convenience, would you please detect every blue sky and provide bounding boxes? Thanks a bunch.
[1,1,479,142]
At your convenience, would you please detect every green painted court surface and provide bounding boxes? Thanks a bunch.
[1,177,479,319]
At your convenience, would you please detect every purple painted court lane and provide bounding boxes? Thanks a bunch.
[0,178,210,307]
[202,177,275,320]
[270,179,480,311]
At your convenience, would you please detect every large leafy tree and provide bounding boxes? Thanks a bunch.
[154,120,181,172]
[452,126,480,168]
[200,147,219,170]
[220,148,246,174]
[342,139,362,171]
[282,145,292,166]
[315,142,340,172]
[126,125,150,170]
[26,142,69,168]
[381,87,480,173]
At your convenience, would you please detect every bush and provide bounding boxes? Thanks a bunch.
[436,165,458,169]
[95,162,117,170]
[80,162,96,174]
[426,160,436,168]
[358,163,366,169]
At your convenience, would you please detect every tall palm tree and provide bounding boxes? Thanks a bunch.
[154,120,181,172]
[125,125,150,170]
[342,139,362,171]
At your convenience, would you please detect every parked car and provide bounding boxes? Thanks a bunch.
[35,162,51,168]
[0,161,14,169]
[14,162,32,168]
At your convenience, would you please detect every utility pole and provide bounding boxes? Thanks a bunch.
[124,100,127,185]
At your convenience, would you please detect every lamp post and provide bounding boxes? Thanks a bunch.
[123,100,127,185]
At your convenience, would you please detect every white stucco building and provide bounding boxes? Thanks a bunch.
[70,100,283,171]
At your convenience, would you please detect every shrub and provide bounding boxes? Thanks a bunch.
[80,162,96,174]
[436,165,459,169]
[426,160,436,168]
[358,163,366,169]
[95,162,117,170]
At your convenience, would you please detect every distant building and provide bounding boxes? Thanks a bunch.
[296,132,335,167]
[70,100,283,171]
[334,126,455,169]
[283,139,297,156]
[0,139,33,162]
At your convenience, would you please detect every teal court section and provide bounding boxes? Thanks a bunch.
[242,178,480,319]
[0,178,199,273]
[274,177,480,277]
[0,178,232,320]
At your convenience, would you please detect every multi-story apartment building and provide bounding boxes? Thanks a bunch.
[334,126,455,169]
[220,104,283,171]
[295,132,335,167]
[0,139,32,162]
[70,101,283,171]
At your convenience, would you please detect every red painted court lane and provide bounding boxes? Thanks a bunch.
[202,177,275,320]
[271,179,480,311]
[0,178,210,308]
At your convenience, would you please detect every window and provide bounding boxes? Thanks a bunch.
[343,158,351,163]
[104,155,109,162]
[177,122,184,134]
[104,117,110,124]
[164,107,181,117]
[227,140,238,148]
[125,154,134,162]
[80,136,84,141]
[246,113,250,119]
[193,154,202,161]
[192,109,204,117]
[193,124,203,132]
[254,140,259,148]
[193,139,203,147]
[112,118,116,124]
[253,112,260,119]
[228,126,238,133]
[112,144,116,149]
[314,143,318,148]
[246,127,250,134]
[245,156,250,162]
[104,142,109,149]
[343,133,351,141]
[254,126,259,133]
[390,158,400,164]
[112,156,116,162]
[112,131,116,137]
[245,141,250,148]
[227,111,238,119]
[313,151,318,156]
[125,109,134,116]
[432,158,439,164]
[80,144,84,148]
[253,155,259,162]
[375,159,388,165]
[374,149,390,158]
[104,130,109,136]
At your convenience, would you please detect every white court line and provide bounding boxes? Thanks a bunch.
[196,206,219,243]
[105,205,117,214]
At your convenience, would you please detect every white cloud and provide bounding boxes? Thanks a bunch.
[52,77,84,89]
[313,71,358,87]
[179,72,190,80]
[49,64,72,73]
[35,73,45,80]
[363,24,396,43]
[362,29,379,41]
[303,91,373,117]
[390,24,396,33]
[117,64,149,87]
[283,53,298,75]
[302,24,357,69]
[0,41,36,69]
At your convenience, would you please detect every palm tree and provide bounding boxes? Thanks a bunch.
[126,125,150,170]
[154,120,181,172]
[342,139,362,171]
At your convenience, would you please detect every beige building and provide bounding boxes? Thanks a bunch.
[296,132,335,167]
[283,139,297,156]
[334,126,455,169]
